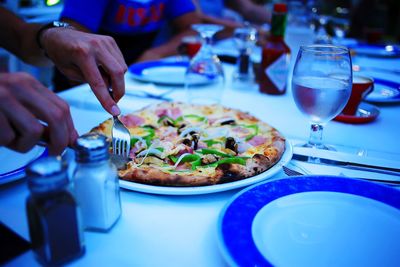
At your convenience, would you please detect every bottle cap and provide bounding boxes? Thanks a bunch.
[273,3,287,13]
[74,133,110,163]
[27,157,69,193]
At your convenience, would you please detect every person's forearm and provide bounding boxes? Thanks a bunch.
[136,12,201,62]
[136,29,198,62]
[199,13,242,40]
[226,0,271,24]
[0,7,50,66]
[240,6,271,24]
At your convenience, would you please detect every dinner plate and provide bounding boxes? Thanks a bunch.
[128,60,211,86]
[0,146,47,185]
[349,43,400,58]
[365,78,400,103]
[218,175,400,267]
[119,140,292,195]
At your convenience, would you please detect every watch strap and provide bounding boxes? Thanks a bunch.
[36,21,72,49]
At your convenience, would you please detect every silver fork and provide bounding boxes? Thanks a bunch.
[109,89,131,158]
[282,165,303,176]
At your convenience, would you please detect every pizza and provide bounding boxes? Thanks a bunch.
[90,102,285,186]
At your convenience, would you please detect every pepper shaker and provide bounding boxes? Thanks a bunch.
[26,156,85,266]
[73,133,122,232]
[232,24,258,90]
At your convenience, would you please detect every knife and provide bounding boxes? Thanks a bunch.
[292,147,400,177]
[124,91,173,101]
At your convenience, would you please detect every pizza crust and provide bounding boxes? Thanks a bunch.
[91,102,286,187]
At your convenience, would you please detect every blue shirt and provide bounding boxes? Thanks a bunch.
[198,0,224,18]
[60,0,196,64]
[61,0,196,34]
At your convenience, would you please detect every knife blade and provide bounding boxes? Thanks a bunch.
[292,147,400,177]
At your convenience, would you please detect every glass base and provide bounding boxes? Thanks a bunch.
[294,142,337,164]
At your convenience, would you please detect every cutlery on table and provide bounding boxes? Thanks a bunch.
[108,89,131,160]
[292,146,400,177]
[282,165,400,186]
[124,89,173,101]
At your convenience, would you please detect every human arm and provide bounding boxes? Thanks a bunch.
[225,0,271,24]
[135,11,202,62]
[0,73,78,155]
[0,7,127,116]
[0,7,49,65]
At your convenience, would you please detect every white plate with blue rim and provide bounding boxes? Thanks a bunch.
[218,175,400,267]
[0,146,47,185]
[119,140,292,195]
[349,43,400,58]
[128,60,215,86]
[365,78,400,103]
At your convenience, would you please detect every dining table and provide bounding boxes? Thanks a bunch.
[1,34,400,266]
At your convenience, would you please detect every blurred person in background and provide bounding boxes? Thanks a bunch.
[54,0,201,92]
[194,0,272,39]
[349,0,400,43]
[0,6,127,155]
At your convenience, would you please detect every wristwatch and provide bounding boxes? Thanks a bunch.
[36,21,73,49]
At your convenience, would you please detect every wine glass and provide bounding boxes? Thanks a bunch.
[292,45,352,152]
[185,24,224,105]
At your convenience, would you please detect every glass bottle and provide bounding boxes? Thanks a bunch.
[73,133,122,232]
[26,157,85,266]
[259,3,291,95]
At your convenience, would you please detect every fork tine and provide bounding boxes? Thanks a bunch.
[112,138,117,154]
[282,166,303,176]
[124,141,130,157]
[117,139,122,156]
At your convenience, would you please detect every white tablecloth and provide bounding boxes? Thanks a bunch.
[2,43,400,266]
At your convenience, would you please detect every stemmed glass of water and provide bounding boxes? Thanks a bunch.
[185,24,224,104]
[292,45,352,150]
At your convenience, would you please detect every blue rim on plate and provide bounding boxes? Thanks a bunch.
[365,78,400,103]
[128,60,189,86]
[218,176,400,267]
[348,43,400,58]
[0,147,48,185]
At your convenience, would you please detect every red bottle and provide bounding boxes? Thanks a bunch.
[259,3,291,95]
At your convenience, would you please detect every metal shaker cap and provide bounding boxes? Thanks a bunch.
[27,156,68,193]
[74,133,109,163]
[233,24,258,52]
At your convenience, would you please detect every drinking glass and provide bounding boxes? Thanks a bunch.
[185,24,224,104]
[292,45,352,150]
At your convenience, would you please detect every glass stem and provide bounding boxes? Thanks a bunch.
[308,123,324,148]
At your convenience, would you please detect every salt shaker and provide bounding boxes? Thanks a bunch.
[26,156,85,266]
[73,133,122,231]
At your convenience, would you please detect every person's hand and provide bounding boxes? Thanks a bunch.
[0,73,78,155]
[41,28,127,116]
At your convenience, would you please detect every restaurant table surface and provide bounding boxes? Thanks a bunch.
[2,40,400,266]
